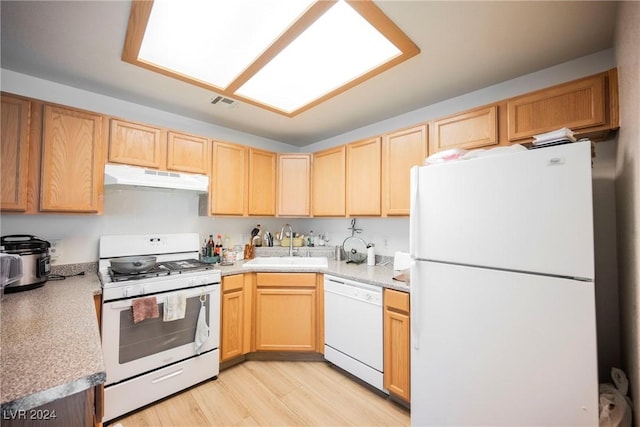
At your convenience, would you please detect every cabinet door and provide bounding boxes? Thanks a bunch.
[384,289,410,402]
[210,141,247,215]
[277,153,311,217]
[1,95,30,211]
[254,273,318,352]
[255,288,317,351]
[40,105,103,213]
[347,137,381,216]
[221,274,245,362]
[248,148,276,216]
[109,119,163,168]
[507,73,606,141]
[382,125,427,216]
[312,146,346,216]
[429,105,498,154]
[166,131,209,174]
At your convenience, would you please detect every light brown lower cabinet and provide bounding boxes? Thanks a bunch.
[220,274,251,362]
[254,273,323,352]
[384,288,410,402]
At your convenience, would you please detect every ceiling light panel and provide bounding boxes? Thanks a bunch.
[123,0,419,116]
[235,1,401,113]
[138,0,315,89]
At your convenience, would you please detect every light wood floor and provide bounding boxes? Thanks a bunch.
[112,360,410,426]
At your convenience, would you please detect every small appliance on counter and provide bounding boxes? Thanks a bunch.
[0,235,51,292]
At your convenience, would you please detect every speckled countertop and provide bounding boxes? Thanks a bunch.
[0,255,405,413]
[217,258,411,293]
[0,273,106,411]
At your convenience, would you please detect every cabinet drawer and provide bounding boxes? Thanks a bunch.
[256,273,316,287]
[222,274,244,292]
[385,289,409,313]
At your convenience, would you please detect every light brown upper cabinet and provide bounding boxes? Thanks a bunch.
[166,131,209,174]
[277,153,311,217]
[382,124,427,216]
[202,144,276,217]
[109,119,210,174]
[429,105,498,155]
[248,148,276,216]
[312,146,346,217]
[1,94,31,211]
[347,137,381,216]
[507,69,619,142]
[205,140,248,216]
[40,105,103,213]
[108,119,163,168]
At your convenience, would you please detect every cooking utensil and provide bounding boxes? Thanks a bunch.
[110,256,157,274]
[342,236,368,264]
[1,234,51,292]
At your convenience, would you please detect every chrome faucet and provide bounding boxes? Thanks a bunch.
[280,223,294,257]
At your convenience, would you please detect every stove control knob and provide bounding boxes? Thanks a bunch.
[123,287,130,298]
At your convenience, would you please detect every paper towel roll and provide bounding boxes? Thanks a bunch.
[367,245,375,266]
[393,251,412,271]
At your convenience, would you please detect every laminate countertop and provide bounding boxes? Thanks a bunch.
[0,274,106,412]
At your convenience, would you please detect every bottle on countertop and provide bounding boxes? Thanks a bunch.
[215,234,223,256]
[206,235,215,257]
[224,234,231,251]
[201,239,208,259]
[308,230,314,247]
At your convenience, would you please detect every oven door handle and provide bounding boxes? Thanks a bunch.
[106,284,217,309]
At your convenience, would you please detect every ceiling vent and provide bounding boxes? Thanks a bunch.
[210,95,238,109]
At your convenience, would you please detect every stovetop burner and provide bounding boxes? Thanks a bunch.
[108,259,214,282]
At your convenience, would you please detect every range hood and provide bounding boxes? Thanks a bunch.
[104,164,209,192]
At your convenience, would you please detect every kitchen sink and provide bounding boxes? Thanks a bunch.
[242,256,328,269]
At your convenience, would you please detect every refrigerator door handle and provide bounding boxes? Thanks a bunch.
[410,260,420,350]
[410,166,419,257]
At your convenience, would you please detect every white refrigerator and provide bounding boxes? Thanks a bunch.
[409,141,598,427]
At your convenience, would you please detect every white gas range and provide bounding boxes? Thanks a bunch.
[98,233,221,423]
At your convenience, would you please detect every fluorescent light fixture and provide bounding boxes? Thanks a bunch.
[123,0,419,117]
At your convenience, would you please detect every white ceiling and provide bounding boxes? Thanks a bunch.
[0,1,618,147]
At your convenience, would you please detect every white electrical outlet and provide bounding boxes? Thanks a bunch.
[383,237,389,248]
[49,239,62,263]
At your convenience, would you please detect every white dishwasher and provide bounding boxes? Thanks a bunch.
[324,274,384,391]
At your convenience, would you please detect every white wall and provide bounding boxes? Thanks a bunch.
[613,0,640,418]
[0,69,297,153]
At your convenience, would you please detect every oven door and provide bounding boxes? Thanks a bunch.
[102,284,220,386]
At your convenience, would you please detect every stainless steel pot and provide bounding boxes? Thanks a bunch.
[110,256,157,274]
[1,235,51,292]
